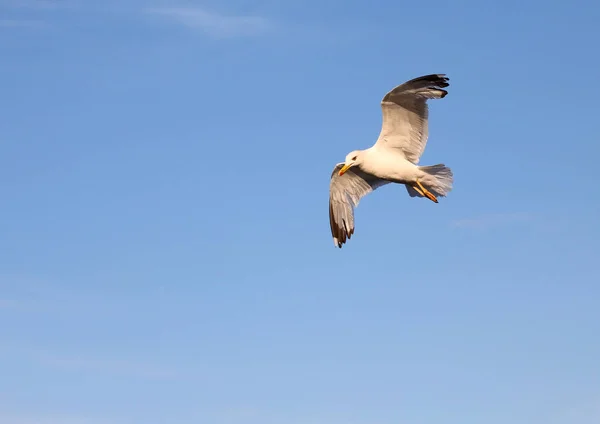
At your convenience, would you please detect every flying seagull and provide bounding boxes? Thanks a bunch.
[329,74,454,248]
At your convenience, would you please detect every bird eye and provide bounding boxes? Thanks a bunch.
[352,156,357,161]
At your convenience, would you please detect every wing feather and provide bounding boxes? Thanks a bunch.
[374,74,449,164]
[329,163,389,248]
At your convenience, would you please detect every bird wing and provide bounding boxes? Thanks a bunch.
[329,163,390,248]
[373,74,449,164]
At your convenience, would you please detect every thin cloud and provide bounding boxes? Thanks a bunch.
[145,7,272,38]
[451,212,532,230]
[0,0,75,30]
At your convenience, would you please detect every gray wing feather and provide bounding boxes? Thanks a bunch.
[374,74,449,164]
[329,163,389,248]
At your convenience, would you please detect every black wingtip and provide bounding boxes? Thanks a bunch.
[382,73,450,102]
[429,74,450,88]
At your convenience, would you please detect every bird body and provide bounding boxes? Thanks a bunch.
[357,146,420,184]
[329,74,454,248]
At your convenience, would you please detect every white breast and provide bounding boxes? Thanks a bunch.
[361,146,419,183]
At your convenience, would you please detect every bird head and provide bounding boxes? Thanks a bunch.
[338,150,362,176]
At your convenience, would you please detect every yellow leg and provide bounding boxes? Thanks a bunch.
[411,184,424,196]
[414,179,438,203]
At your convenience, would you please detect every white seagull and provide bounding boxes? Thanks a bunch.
[329,74,454,248]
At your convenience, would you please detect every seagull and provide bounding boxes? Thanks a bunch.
[329,74,454,248]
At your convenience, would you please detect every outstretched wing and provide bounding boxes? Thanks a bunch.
[374,74,449,164]
[329,163,389,248]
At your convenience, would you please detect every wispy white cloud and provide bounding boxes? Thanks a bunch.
[0,0,74,30]
[2,2,276,39]
[451,212,532,230]
[145,7,272,38]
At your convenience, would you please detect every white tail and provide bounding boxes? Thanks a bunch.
[405,164,454,198]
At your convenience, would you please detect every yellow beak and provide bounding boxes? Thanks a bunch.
[338,163,352,176]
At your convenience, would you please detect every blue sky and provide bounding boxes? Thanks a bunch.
[1,0,600,423]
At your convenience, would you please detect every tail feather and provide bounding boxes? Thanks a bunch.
[405,164,453,199]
